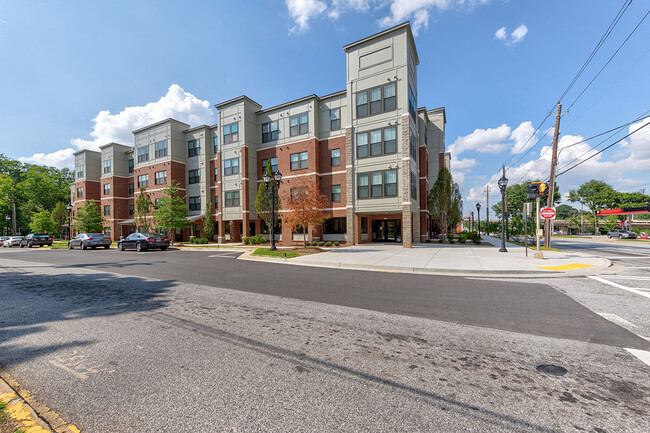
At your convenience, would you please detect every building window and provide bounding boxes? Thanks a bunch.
[330,148,340,166]
[357,173,369,198]
[103,205,110,216]
[356,133,368,158]
[188,139,200,157]
[410,131,417,160]
[154,140,168,158]
[332,184,341,202]
[289,112,308,136]
[410,171,417,199]
[188,196,201,211]
[188,169,200,184]
[225,191,240,207]
[193,223,201,238]
[356,126,397,159]
[361,217,368,234]
[155,170,167,185]
[357,170,397,199]
[103,160,111,174]
[224,158,239,175]
[76,187,83,198]
[104,184,110,195]
[408,85,417,121]
[223,122,239,144]
[290,151,308,170]
[129,205,134,215]
[384,127,397,154]
[369,130,382,156]
[214,167,219,181]
[214,195,218,210]
[104,227,111,238]
[138,174,149,187]
[356,83,397,119]
[129,183,134,194]
[155,198,163,208]
[323,217,346,234]
[262,121,279,143]
[260,219,281,235]
[262,157,278,173]
[137,145,149,163]
[128,159,134,173]
[76,164,84,178]
[213,136,219,154]
[330,109,340,131]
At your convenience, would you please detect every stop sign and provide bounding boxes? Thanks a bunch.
[540,207,556,219]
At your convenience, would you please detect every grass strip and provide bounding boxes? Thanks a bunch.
[251,248,300,258]
[0,400,24,433]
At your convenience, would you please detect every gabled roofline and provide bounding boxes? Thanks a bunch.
[132,118,190,134]
[343,21,419,65]
[214,95,262,110]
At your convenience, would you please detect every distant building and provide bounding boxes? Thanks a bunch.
[71,22,447,247]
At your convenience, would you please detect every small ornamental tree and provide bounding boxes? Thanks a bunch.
[283,178,329,247]
[75,200,104,233]
[428,167,463,240]
[203,201,215,242]
[255,159,280,234]
[153,181,187,244]
[134,187,153,233]
[29,209,54,234]
[51,201,68,237]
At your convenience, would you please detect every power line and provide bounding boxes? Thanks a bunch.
[566,8,650,111]
[556,119,650,177]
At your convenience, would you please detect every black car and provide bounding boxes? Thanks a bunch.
[20,233,52,248]
[607,229,637,239]
[68,233,111,250]
[118,233,170,251]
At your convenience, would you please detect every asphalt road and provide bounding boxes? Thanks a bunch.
[0,243,648,432]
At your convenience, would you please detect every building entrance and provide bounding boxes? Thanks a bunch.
[372,219,402,242]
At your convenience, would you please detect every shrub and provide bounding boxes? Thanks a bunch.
[243,237,250,245]
[458,232,467,242]
[318,241,326,246]
[243,235,268,245]
[333,242,339,247]
[438,237,444,243]
[459,238,466,244]
[325,241,332,247]
[189,237,208,244]
[449,239,455,244]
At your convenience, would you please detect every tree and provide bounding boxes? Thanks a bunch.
[556,204,578,220]
[203,201,215,241]
[428,167,463,239]
[74,201,104,233]
[51,201,68,237]
[134,187,153,233]
[282,178,328,246]
[255,160,280,234]
[152,182,187,244]
[29,209,54,234]
[568,180,617,234]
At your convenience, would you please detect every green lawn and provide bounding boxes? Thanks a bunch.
[553,235,579,238]
[507,240,562,252]
[251,248,300,258]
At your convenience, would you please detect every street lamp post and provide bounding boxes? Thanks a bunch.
[5,215,9,236]
[263,170,282,251]
[471,211,474,231]
[475,202,481,234]
[497,166,508,253]
[66,203,73,240]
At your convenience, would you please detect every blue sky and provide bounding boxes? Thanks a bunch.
[1,0,648,212]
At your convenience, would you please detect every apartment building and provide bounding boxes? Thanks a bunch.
[70,22,447,247]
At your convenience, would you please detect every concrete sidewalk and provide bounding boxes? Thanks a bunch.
[279,235,611,276]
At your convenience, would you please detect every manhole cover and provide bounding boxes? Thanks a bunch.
[536,364,567,376]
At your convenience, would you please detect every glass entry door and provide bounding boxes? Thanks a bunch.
[372,219,402,242]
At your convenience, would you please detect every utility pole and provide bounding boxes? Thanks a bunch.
[545,102,562,248]
[11,190,16,235]
[485,185,490,236]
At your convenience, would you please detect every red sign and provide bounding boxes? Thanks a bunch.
[540,208,556,219]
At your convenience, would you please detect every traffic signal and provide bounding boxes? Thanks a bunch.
[538,182,547,195]
[527,182,547,199]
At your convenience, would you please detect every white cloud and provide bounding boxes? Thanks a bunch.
[286,0,327,33]
[19,84,214,169]
[495,24,528,46]
[509,121,538,154]
[328,0,370,19]
[71,84,214,150]
[449,124,511,155]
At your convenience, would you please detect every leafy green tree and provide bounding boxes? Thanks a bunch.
[134,187,153,233]
[556,204,578,220]
[203,201,215,242]
[0,174,14,225]
[428,167,463,238]
[29,209,54,234]
[51,202,68,237]
[152,181,187,244]
[74,201,104,233]
[568,180,618,234]
[254,160,280,234]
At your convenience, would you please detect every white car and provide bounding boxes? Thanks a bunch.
[3,236,23,247]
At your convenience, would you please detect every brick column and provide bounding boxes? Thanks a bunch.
[218,220,225,244]
[344,127,355,245]
[401,114,413,248]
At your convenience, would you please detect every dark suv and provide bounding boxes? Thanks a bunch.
[20,233,53,248]
[607,229,637,239]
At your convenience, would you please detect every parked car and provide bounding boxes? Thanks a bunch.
[3,236,23,247]
[117,233,169,252]
[68,233,111,250]
[607,229,637,239]
[20,233,52,248]
[0,236,9,245]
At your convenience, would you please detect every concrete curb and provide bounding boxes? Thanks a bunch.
[0,367,79,433]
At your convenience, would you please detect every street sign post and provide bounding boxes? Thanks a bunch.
[535,197,543,259]
[540,207,556,220]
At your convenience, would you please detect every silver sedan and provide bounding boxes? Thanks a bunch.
[68,233,112,250]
